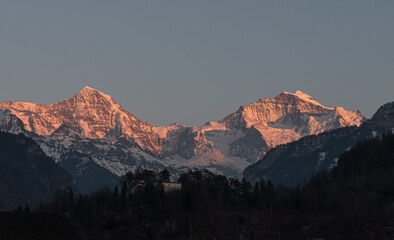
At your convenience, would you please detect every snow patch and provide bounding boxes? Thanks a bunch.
[153,124,184,139]
[283,90,333,109]
[328,158,339,170]
[372,131,377,138]
[316,152,326,169]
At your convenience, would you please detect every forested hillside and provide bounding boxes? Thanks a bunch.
[0,132,73,210]
[36,134,394,239]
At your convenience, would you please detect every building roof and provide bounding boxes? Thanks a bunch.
[0,211,79,240]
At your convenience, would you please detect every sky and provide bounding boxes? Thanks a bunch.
[0,1,393,126]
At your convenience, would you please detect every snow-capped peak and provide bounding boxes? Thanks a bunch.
[73,86,117,106]
[219,90,365,141]
[280,90,332,109]
[82,86,95,91]
[0,87,163,154]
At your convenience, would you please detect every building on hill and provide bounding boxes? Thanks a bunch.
[162,182,182,192]
[0,211,79,240]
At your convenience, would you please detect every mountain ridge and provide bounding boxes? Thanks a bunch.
[1,86,162,154]
[0,87,366,180]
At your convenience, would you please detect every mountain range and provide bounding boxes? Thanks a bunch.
[0,87,365,191]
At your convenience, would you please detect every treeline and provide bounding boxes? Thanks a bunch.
[36,134,394,239]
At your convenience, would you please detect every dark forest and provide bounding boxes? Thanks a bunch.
[35,134,394,239]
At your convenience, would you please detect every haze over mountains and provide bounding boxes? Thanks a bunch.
[0,87,365,191]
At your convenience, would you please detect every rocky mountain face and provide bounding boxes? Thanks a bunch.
[0,87,365,188]
[0,109,119,194]
[0,109,25,133]
[243,101,394,186]
[0,132,73,210]
[160,90,365,177]
[231,91,364,148]
[1,86,162,154]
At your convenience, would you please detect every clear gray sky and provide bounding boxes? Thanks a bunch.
[0,1,393,126]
